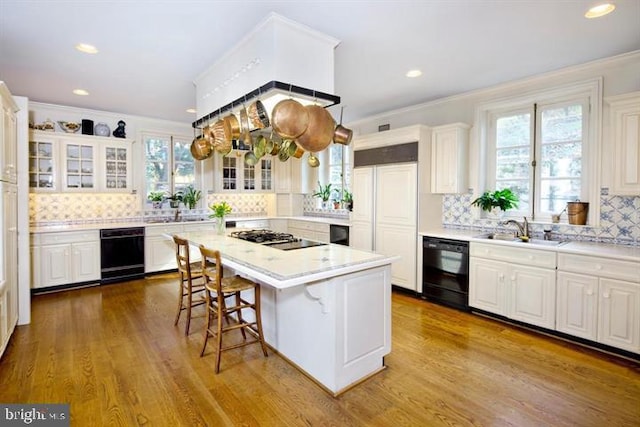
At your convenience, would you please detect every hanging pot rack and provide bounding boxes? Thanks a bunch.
[192,80,341,129]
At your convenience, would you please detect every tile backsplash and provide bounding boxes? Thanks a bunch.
[442,190,639,246]
[29,193,269,225]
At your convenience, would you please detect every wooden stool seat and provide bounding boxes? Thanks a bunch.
[173,235,207,335]
[199,244,268,373]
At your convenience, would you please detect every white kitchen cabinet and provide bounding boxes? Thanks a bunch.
[29,130,133,192]
[469,242,556,329]
[274,156,315,194]
[31,230,100,288]
[557,253,640,353]
[217,153,274,192]
[352,162,418,291]
[144,223,184,273]
[288,219,329,243]
[1,87,17,184]
[607,91,640,195]
[0,82,19,359]
[430,122,469,194]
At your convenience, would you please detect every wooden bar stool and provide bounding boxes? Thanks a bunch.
[199,244,268,373]
[173,235,207,335]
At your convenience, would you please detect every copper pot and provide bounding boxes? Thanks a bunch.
[190,133,214,160]
[223,113,241,141]
[296,105,336,152]
[212,119,231,153]
[333,124,353,145]
[286,139,305,158]
[239,108,252,145]
[248,100,270,129]
[271,99,309,139]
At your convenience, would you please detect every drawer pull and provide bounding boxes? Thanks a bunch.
[595,264,602,270]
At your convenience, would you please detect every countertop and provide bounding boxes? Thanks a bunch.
[30,215,351,234]
[420,227,640,263]
[177,231,397,289]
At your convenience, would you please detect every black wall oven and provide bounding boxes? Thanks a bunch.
[100,227,145,284]
[422,237,469,311]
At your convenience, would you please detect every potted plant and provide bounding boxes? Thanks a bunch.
[342,189,353,211]
[209,201,233,235]
[332,188,342,209]
[167,191,183,209]
[147,191,165,209]
[181,185,201,210]
[471,188,519,217]
[312,181,332,209]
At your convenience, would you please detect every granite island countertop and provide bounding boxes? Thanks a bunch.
[176,230,397,289]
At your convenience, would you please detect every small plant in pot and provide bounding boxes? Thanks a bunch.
[181,185,201,210]
[332,188,342,209]
[471,188,519,217]
[209,201,233,235]
[147,191,165,209]
[312,181,332,209]
[167,191,183,209]
[342,189,353,211]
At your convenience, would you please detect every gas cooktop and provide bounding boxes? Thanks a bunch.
[229,229,327,251]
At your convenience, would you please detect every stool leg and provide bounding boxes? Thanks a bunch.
[215,297,225,374]
[254,285,268,357]
[174,273,184,326]
[236,291,247,340]
[201,292,212,357]
[184,282,193,335]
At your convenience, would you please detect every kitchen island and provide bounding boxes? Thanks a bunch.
[177,231,398,396]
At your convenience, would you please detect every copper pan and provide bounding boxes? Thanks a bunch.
[295,105,335,153]
[264,132,280,155]
[271,99,309,139]
[223,113,241,141]
[190,132,214,160]
[286,139,305,159]
[248,100,270,129]
[212,119,231,153]
[333,124,353,145]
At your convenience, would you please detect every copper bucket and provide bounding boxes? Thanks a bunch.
[567,201,588,225]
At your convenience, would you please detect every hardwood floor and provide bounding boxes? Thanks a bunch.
[1,274,638,426]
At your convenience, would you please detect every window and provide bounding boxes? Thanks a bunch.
[143,133,195,204]
[328,144,351,200]
[482,79,601,223]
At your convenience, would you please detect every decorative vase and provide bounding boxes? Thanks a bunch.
[215,217,226,235]
[94,122,110,137]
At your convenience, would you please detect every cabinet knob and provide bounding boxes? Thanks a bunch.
[603,292,610,299]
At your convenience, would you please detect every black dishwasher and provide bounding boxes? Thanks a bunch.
[100,227,145,284]
[422,237,469,311]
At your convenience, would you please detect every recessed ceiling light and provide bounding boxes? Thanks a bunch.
[75,43,98,54]
[73,89,89,96]
[186,108,197,114]
[585,3,616,18]
[406,69,422,78]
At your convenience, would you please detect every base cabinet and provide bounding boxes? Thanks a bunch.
[288,219,329,243]
[557,252,640,354]
[470,243,556,329]
[31,230,100,288]
[144,224,184,273]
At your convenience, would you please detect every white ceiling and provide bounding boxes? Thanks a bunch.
[1,1,639,125]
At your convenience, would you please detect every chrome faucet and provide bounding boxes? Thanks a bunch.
[502,217,529,237]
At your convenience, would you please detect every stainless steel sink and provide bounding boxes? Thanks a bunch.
[473,233,567,246]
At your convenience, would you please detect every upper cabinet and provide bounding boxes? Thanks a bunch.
[29,130,133,192]
[213,151,274,193]
[0,83,18,183]
[430,122,469,194]
[607,91,640,196]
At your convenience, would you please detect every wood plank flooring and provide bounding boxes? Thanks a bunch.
[1,274,638,426]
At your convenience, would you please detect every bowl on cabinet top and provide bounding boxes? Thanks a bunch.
[57,121,81,133]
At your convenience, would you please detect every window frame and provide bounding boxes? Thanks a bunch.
[476,78,602,225]
[141,131,198,208]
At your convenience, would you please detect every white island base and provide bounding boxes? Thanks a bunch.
[177,231,394,396]
[260,265,392,395]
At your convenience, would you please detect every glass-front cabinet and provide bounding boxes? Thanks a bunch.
[29,130,132,192]
[216,152,273,192]
[29,135,57,190]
